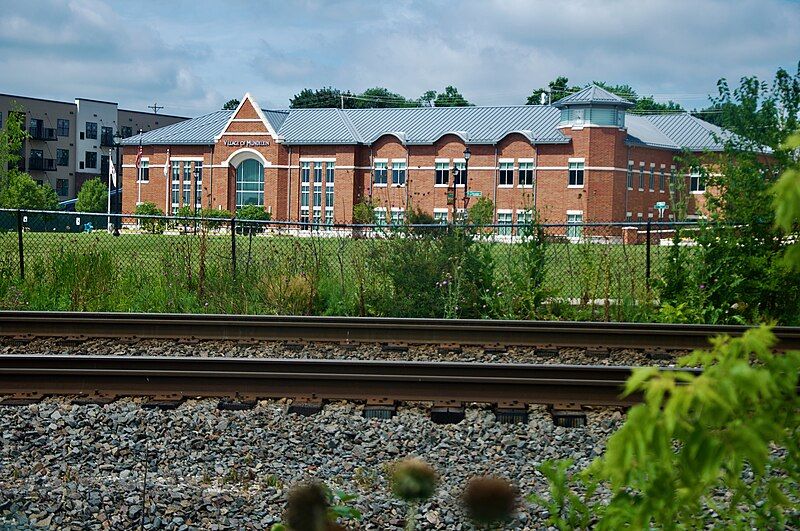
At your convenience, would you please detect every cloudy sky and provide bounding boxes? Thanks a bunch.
[1,0,797,116]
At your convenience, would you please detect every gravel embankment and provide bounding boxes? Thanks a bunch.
[0,337,684,366]
[0,399,623,529]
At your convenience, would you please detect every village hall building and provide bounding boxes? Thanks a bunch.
[120,86,725,225]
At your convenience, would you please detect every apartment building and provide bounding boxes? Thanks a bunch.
[0,93,187,201]
[120,86,725,224]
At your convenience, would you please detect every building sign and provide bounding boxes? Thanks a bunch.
[222,140,270,147]
[466,190,482,197]
[446,192,455,205]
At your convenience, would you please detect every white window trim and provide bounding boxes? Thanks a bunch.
[434,184,449,188]
[497,184,514,189]
[391,158,407,164]
[496,209,513,214]
[435,158,450,163]
[299,157,336,163]
[452,158,466,164]
[433,208,449,213]
[568,157,585,163]
[498,158,515,163]
[566,210,583,215]
[567,184,584,189]
[517,158,534,163]
[518,184,534,189]
[660,163,666,169]
[373,158,388,163]
[373,183,388,188]
[690,190,705,195]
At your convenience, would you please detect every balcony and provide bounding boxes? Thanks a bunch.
[28,157,56,171]
[28,127,57,141]
[101,132,115,147]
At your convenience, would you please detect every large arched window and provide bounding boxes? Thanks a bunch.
[236,159,264,208]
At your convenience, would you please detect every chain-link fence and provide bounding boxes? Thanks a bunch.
[0,209,702,318]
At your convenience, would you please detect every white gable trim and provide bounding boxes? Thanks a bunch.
[214,93,283,142]
[223,147,270,168]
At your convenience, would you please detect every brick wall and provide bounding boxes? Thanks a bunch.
[121,117,714,223]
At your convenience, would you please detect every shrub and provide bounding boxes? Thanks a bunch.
[75,178,108,213]
[0,172,59,210]
[237,204,271,221]
[467,196,493,227]
[134,201,165,233]
[352,200,375,224]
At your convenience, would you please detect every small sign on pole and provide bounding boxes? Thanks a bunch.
[446,192,455,206]
[654,201,667,218]
[466,190,482,197]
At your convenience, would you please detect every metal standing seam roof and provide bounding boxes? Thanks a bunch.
[552,85,635,108]
[121,103,729,152]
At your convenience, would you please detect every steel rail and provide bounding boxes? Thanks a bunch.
[1,311,799,350]
[0,355,701,407]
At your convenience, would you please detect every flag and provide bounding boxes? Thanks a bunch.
[108,148,117,187]
[135,146,143,172]
[164,149,170,177]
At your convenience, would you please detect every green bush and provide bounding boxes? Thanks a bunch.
[0,172,59,210]
[237,204,271,221]
[134,201,165,233]
[75,178,108,213]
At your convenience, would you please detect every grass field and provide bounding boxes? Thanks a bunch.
[0,224,668,321]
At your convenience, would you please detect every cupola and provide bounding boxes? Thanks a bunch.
[553,85,633,129]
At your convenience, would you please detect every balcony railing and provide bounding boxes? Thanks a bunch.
[28,158,56,171]
[28,127,57,141]
[100,133,115,147]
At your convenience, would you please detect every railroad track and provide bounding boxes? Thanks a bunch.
[0,355,700,414]
[2,311,799,350]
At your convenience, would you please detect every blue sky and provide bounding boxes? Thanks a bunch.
[1,0,798,116]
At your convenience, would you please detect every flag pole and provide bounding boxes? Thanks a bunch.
[136,130,143,206]
[107,148,113,233]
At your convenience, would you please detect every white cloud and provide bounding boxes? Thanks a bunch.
[0,0,796,113]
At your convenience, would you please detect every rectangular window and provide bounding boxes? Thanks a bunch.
[519,162,534,186]
[568,161,584,187]
[300,162,310,223]
[85,151,97,169]
[56,119,69,137]
[121,126,132,138]
[101,126,113,146]
[626,161,633,189]
[374,208,387,226]
[373,161,387,185]
[659,167,665,192]
[392,161,406,186]
[194,162,203,208]
[516,209,532,226]
[497,211,512,236]
[182,162,192,205]
[433,209,448,224]
[690,171,705,193]
[566,211,583,239]
[56,179,69,197]
[638,163,645,190]
[171,162,180,213]
[454,161,466,186]
[101,154,109,176]
[670,165,677,188]
[390,209,405,226]
[499,162,514,186]
[56,148,69,166]
[29,118,43,137]
[625,211,633,222]
[139,160,149,182]
[649,165,655,191]
[325,162,335,225]
[85,122,97,139]
[435,161,449,185]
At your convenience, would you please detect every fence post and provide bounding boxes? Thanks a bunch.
[645,219,652,289]
[16,209,25,280]
[231,217,237,278]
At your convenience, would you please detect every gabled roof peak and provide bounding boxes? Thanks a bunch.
[553,85,634,108]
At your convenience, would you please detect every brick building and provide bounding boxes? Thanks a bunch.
[120,86,725,224]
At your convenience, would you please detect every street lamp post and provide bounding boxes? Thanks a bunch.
[112,131,123,235]
[463,146,471,216]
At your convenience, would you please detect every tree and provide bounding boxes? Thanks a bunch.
[134,201,165,233]
[658,64,800,324]
[222,99,240,110]
[419,90,438,107]
[432,86,473,107]
[467,197,494,226]
[353,87,416,108]
[237,204,271,221]
[526,76,578,105]
[0,104,31,196]
[290,87,351,109]
[0,172,59,210]
[526,77,684,112]
[75,178,108,213]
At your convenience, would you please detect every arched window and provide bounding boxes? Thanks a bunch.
[236,159,264,208]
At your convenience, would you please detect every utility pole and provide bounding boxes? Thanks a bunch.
[148,102,164,114]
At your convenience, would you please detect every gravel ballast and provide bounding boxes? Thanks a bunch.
[0,337,684,366]
[0,399,624,529]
